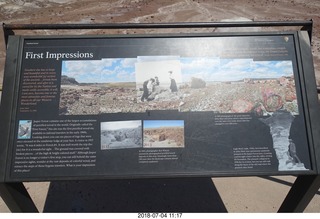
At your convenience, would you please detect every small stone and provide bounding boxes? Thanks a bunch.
[159,134,166,141]
[285,91,296,102]
[59,106,68,114]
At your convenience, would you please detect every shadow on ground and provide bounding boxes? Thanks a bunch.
[43,177,227,212]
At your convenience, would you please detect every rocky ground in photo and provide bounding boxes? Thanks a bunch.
[60,76,298,115]
[143,127,184,148]
[179,77,298,115]
[101,127,142,150]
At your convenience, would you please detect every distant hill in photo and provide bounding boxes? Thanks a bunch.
[61,75,79,85]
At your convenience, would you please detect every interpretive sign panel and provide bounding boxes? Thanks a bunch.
[1,31,319,182]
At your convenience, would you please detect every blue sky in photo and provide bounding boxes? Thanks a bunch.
[61,57,294,83]
[180,58,293,82]
[62,58,136,83]
[19,120,32,125]
[143,120,184,129]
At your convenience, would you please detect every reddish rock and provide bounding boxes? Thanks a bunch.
[285,91,297,102]
[232,99,254,113]
[264,94,283,112]
[262,89,284,112]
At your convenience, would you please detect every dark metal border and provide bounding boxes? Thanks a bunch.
[278,175,320,212]
[0,182,38,212]
[2,20,313,44]
[298,31,320,173]
[3,31,319,182]
[0,36,22,183]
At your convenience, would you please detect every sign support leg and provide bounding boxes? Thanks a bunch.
[278,175,320,212]
[0,182,38,212]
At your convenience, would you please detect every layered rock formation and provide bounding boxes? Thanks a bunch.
[260,110,306,171]
[101,126,142,149]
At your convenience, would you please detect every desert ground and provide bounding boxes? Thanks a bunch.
[101,126,142,149]
[60,76,298,115]
[1,0,320,213]
[143,126,184,148]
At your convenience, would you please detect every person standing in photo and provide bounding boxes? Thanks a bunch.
[169,71,178,92]
[155,76,159,86]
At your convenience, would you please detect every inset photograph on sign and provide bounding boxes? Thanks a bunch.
[135,56,183,103]
[143,120,185,148]
[17,120,32,139]
[260,110,307,171]
[100,120,142,150]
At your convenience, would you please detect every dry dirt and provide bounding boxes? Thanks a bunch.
[143,127,184,148]
[60,76,298,115]
[0,0,320,93]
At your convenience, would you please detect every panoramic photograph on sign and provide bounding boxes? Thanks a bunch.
[60,56,298,115]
